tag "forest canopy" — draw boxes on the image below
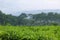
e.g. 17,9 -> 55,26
0,11 -> 60,26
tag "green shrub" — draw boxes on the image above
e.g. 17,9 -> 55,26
0,31 -> 20,40
0,25 -> 59,40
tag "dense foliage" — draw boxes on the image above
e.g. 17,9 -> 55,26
0,11 -> 60,26
0,25 -> 59,40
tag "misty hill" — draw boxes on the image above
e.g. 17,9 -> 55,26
0,10 -> 60,26
12,9 -> 60,16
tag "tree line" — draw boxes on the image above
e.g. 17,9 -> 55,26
0,11 -> 60,26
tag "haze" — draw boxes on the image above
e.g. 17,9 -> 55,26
0,0 -> 60,14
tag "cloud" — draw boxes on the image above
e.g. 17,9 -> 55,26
0,0 -> 60,14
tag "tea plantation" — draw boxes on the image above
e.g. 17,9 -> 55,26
0,25 -> 60,40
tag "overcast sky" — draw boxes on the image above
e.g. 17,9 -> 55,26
0,0 -> 60,14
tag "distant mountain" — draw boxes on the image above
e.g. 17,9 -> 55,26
24,9 -> 60,14
10,9 -> 60,16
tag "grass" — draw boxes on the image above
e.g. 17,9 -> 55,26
0,25 -> 60,40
